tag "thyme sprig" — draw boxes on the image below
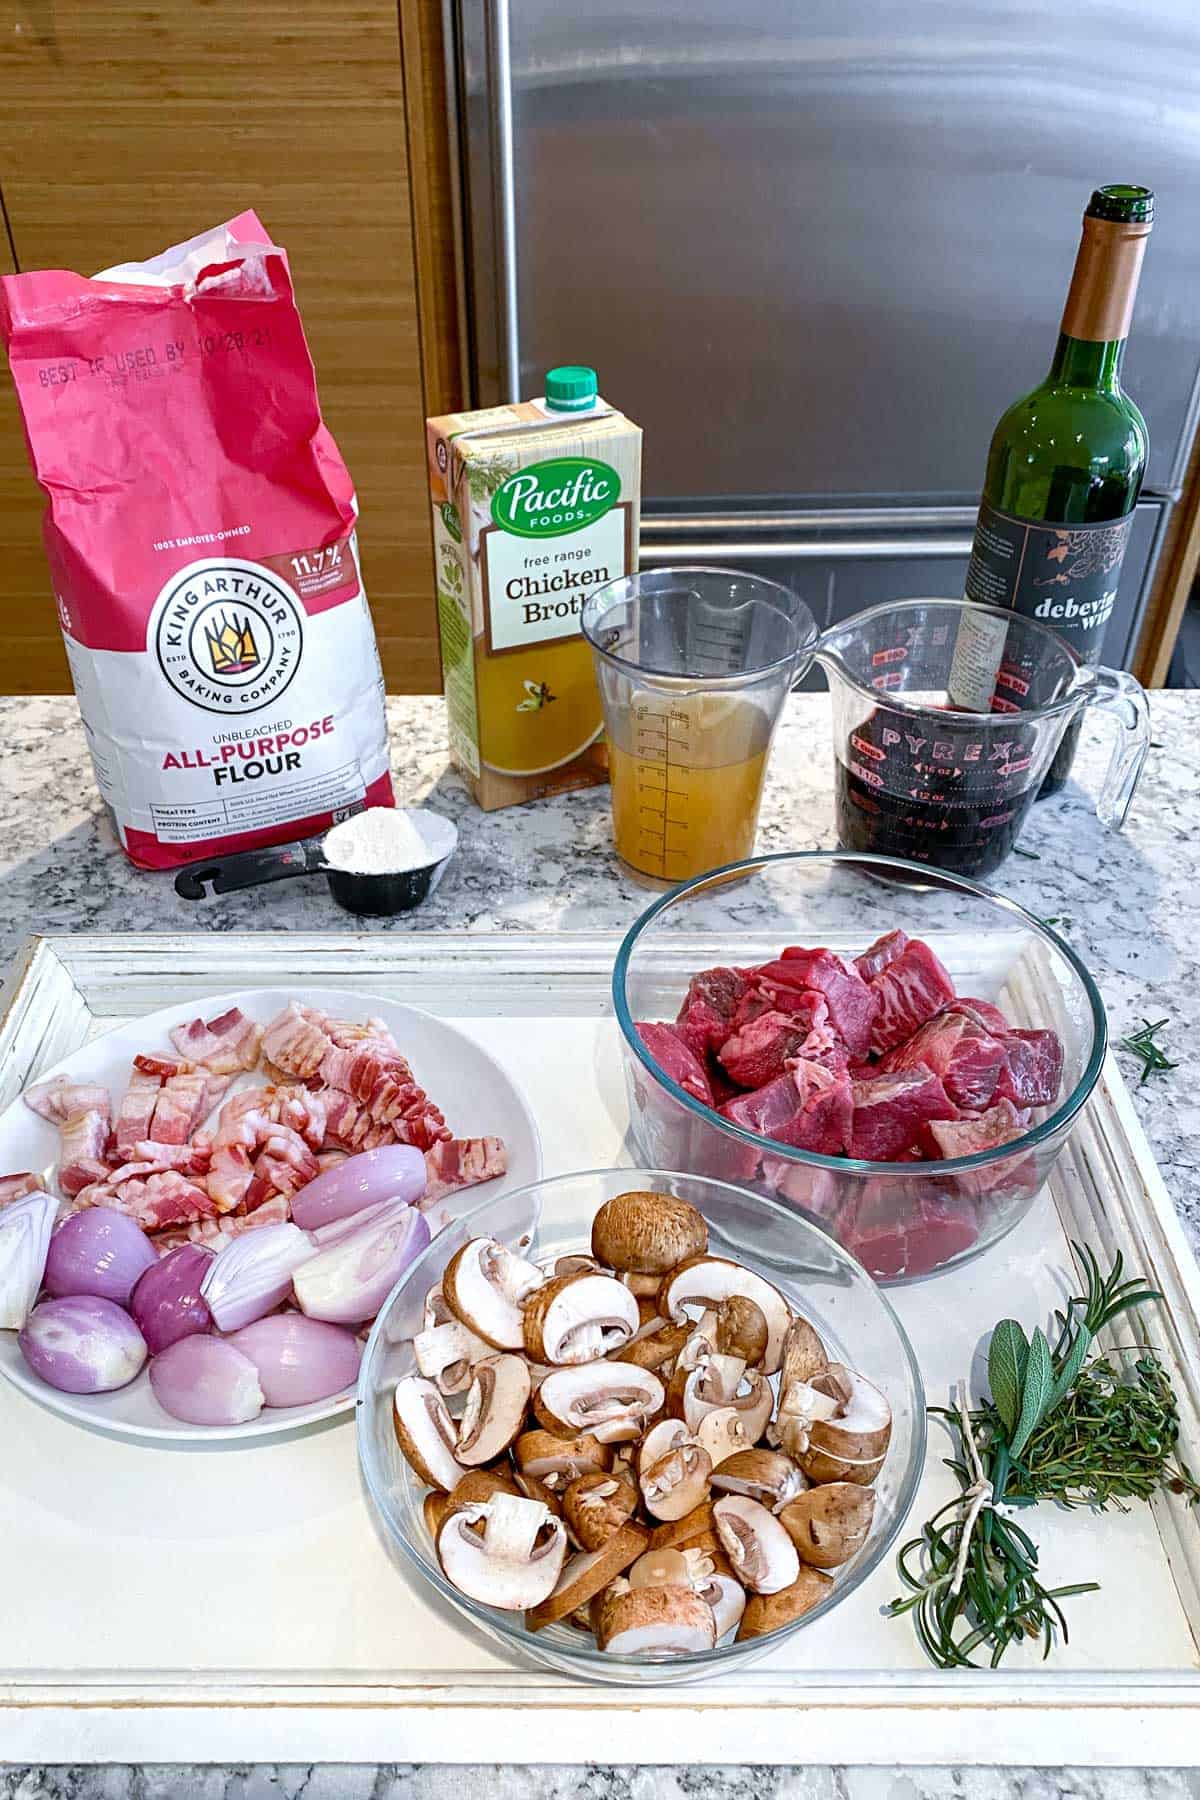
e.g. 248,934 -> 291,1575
1120,1017 -> 1177,1086
887,1245 -> 1191,1669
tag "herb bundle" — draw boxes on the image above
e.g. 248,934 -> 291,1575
888,1244 -> 1196,1669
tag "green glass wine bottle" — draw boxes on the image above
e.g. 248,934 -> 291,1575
955,184 -> 1153,795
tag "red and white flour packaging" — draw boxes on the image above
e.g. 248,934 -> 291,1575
0,212 -> 393,869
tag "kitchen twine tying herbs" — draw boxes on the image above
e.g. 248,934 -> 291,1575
887,1244 -> 1200,1669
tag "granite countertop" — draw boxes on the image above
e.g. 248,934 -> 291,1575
1,691 -> 1197,1800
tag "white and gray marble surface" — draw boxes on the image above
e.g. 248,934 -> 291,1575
1,691 -> 1197,1799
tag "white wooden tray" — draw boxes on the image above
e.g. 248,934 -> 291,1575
1,931 -> 1198,1769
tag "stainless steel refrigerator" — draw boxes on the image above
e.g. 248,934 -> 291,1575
446,0 -> 1200,677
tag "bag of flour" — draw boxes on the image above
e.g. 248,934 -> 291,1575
0,212 -> 393,869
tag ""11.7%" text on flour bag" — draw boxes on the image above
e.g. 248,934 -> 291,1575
0,212 -> 393,869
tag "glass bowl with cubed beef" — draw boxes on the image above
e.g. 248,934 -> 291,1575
613,852 -> 1105,1282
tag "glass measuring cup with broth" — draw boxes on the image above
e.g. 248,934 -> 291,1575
582,569 -> 817,882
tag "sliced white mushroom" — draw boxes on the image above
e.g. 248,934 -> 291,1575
696,1569 -> 746,1639
735,1565 -> 833,1640
413,1317 -> 494,1396
787,1364 -> 893,1481
454,1354 -> 532,1466
591,1190 -> 708,1275
441,1237 -> 545,1351
675,1308 -> 721,1374
640,1440 -> 713,1522
671,1359 -> 772,1443
534,1362 -> 664,1444
513,1428 -> 612,1484
713,1295 -> 770,1367
553,1254 -> 601,1278
437,1493 -> 567,1611
638,1417 -> 691,1479
393,1375 -> 466,1492
777,1483 -> 876,1569
561,1471 -> 639,1551
695,1405 -> 753,1469
779,1314 -> 830,1389
648,1499 -> 718,1554
711,1448 -> 809,1512
657,1257 -> 792,1375
522,1271 -> 639,1366
620,1319 -> 691,1373
769,1375 -> 842,1457
525,1521 -> 650,1630
594,1582 -> 717,1656
712,1494 -> 801,1595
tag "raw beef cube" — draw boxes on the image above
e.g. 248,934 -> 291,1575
727,984 -> 775,1035
756,949 -> 879,1058
759,1156 -> 842,1224
791,1019 -> 852,1076
674,967 -> 751,1059
847,1068 -> 958,1161
880,1011 -> 1007,1111
926,1098 -> 1027,1162
866,939 -> 957,1055
954,997 -> 1010,1035
721,1059 -> 851,1156
854,929 -> 910,983
843,1184 -> 980,1279
718,1008 -> 821,1090
636,1022 -> 715,1106
994,1029 -> 1064,1109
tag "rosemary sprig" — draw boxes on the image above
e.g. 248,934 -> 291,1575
887,1244 -> 1190,1669
1120,1017 -> 1177,1086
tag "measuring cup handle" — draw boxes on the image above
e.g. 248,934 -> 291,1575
174,841 -> 326,900
1078,664 -> 1151,830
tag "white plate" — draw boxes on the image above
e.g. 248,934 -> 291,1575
0,986 -> 542,1445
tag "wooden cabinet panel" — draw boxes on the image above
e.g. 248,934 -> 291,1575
0,0 -> 440,693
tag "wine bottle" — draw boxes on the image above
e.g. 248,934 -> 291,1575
949,185 -> 1153,795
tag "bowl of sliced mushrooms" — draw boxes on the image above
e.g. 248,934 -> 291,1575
357,1167 -> 925,1683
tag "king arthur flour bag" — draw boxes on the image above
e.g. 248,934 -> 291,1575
0,212 -> 393,869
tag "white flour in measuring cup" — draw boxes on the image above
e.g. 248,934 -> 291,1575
0,212 -> 393,870
322,808 -> 438,875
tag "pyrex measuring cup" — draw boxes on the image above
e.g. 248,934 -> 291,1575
816,597 -> 1150,879
581,568 -> 818,882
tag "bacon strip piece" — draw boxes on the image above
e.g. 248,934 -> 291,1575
169,1006 -> 264,1075
422,1136 -> 507,1204
0,1172 -> 47,1208
24,1077 -> 111,1124
262,1003 -> 332,1079
75,1168 -> 217,1230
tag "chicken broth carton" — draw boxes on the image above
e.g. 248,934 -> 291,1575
427,366 -> 641,809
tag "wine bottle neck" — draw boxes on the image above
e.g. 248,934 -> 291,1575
1048,332 -> 1126,392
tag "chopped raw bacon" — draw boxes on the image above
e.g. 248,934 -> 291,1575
57,1106 -> 113,1196
316,1150 -> 349,1173
0,1172 -> 46,1208
133,1053 -> 189,1081
262,1002 -> 332,1079
422,1136 -> 507,1204
207,1141 -> 254,1213
169,1006 -> 263,1075
129,1140 -> 212,1176
115,1067 -> 162,1152
76,1168 -> 217,1231
272,1085 -> 327,1150
24,1077 -> 111,1125
150,1069 -> 210,1145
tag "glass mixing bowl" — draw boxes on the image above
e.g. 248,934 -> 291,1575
613,852 -> 1106,1282
357,1167 -> 925,1687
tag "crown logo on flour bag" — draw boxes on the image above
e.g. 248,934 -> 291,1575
0,212 -> 394,870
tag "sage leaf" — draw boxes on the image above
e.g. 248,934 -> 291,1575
1009,1327 -> 1054,1459
988,1320 -> 1029,1437
1045,1322 -> 1092,1416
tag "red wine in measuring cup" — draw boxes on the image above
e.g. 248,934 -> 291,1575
835,707 -> 1042,880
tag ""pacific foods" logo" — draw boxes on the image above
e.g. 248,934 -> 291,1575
491,457 -> 620,540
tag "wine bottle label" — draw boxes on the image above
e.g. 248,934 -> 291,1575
948,503 -> 1133,710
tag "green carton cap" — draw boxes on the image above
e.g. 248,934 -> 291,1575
545,365 -> 598,412
1087,184 -> 1154,225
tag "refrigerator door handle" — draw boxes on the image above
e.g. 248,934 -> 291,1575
485,0 -> 521,402
638,536 -> 975,562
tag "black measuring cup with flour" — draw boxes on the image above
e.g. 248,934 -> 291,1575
174,807 -> 458,917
